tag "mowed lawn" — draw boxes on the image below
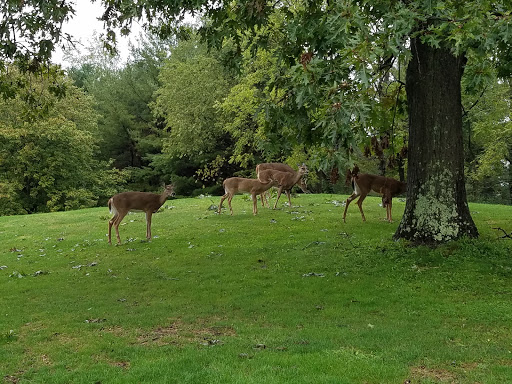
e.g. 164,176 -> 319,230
1,193 -> 512,383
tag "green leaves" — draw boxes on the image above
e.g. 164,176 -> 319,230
0,67 -> 122,214
155,38 -> 232,159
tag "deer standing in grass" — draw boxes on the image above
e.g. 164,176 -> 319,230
255,162 -> 309,207
108,184 -> 175,245
218,177 -> 276,215
343,166 -> 406,223
257,164 -> 309,209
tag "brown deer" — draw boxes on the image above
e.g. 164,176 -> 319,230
257,164 -> 309,209
108,184 -> 175,245
255,162 -> 309,207
218,177 -> 276,215
343,166 -> 406,223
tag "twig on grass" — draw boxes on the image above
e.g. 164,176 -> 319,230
492,227 -> 512,239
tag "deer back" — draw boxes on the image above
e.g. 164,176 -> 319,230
112,192 -> 164,212
256,163 -> 295,174
111,185 -> 174,213
224,177 -> 274,195
271,166 -> 307,188
388,179 -> 407,196
257,169 -> 275,184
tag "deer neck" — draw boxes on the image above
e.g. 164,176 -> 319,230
159,192 -> 169,206
293,171 -> 304,185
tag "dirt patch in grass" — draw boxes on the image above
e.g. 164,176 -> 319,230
40,354 -> 52,366
409,365 -> 461,383
136,318 -> 237,346
93,354 -> 131,370
4,373 -> 22,384
111,360 -> 131,370
410,362 -> 482,383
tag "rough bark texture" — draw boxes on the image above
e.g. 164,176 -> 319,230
394,38 -> 479,243
508,145 -> 512,205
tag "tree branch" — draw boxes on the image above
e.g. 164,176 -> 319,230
492,227 -> 512,239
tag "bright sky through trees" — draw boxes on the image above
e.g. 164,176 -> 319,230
53,1 -> 140,65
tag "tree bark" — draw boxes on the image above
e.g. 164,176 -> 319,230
394,38 -> 479,243
508,144 -> 512,205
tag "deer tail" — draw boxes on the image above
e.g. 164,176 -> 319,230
108,198 -> 117,215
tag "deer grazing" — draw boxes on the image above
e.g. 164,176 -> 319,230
343,166 -> 406,223
255,162 -> 309,207
218,177 -> 276,215
257,164 -> 309,209
108,184 -> 175,245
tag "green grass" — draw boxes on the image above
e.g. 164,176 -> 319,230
1,194 -> 512,383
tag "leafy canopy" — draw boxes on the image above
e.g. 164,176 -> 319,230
0,67 -> 124,214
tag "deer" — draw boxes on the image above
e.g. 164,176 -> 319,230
255,162 -> 310,207
343,165 -> 406,223
218,177 -> 276,215
257,164 -> 309,209
108,184 -> 175,245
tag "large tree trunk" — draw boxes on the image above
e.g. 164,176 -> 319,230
508,144 -> 512,205
394,38 -> 479,243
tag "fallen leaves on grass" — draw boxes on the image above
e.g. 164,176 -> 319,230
302,272 -> 325,278
72,262 -> 98,270
85,318 -> 107,324
9,271 -> 26,278
327,200 -> 345,207
33,270 -> 49,277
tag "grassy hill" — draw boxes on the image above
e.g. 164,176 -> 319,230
1,194 -> 512,383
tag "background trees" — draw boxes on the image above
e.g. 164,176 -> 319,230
0,68 -> 123,214
151,36 -> 235,194
464,77 -> 512,205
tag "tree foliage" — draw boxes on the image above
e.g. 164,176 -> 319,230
150,36 -> 238,193
0,67 -> 124,215
464,77 -> 512,204
66,34 -> 172,189
0,0 -> 76,102
154,37 -> 231,158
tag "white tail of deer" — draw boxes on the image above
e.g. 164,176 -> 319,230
218,177 -> 276,215
343,166 -> 406,223
108,184 -> 175,245
257,164 -> 309,209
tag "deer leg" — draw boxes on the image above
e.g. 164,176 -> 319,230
356,194 -> 368,222
113,212 -> 127,245
387,199 -> 393,222
108,214 -> 117,245
273,186 -> 284,209
227,194 -> 234,215
252,193 -> 258,215
218,193 -> 228,214
286,189 -> 292,207
342,192 -> 360,223
265,190 -> 273,207
260,193 -> 266,207
146,212 -> 152,241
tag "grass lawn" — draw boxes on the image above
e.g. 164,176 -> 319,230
1,193 -> 512,383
